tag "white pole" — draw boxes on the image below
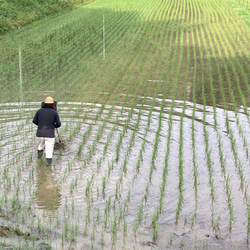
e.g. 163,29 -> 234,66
103,14 -> 105,60
19,47 -> 23,103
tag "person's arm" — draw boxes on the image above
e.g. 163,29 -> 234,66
55,113 -> 61,128
32,111 -> 39,125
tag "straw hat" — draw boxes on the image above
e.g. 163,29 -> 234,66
45,96 -> 54,103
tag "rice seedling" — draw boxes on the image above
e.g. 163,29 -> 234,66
247,208 -> 250,240
85,180 -> 91,197
102,176 -> 106,195
153,223 -> 160,241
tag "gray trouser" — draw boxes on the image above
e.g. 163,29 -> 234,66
37,137 -> 55,158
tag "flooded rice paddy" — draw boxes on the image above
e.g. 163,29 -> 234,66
0,0 -> 250,249
1,97 -> 250,249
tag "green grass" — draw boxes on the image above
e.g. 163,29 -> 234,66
0,0 -> 87,35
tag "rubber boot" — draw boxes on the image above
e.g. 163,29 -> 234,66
38,150 -> 43,159
46,158 -> 52,166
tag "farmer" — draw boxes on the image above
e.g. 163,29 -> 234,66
32,96 -> 61,166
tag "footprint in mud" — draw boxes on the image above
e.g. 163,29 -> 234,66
0,225 -> 29,237
141,241 -> 158,247
35,166 -> 61,211
208,234 -> 225,248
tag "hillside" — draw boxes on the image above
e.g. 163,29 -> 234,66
0,0 -> 88,35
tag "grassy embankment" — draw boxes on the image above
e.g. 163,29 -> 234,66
0,0 -> 88,35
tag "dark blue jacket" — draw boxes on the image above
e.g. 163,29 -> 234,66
33,104 -> 61,138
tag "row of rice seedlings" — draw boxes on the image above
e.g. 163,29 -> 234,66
201,1 -> 225,230
226,114 -> 248,190
134,96 -> 153,173
116,102 -> 139,166
163,0 -> 188,225
200,22 -> 217,206
248,207 -> 250,243
148,0 -> 177,172
103,116 -> 119,157
189,0 -> 200,226
225,174 -> 234,231
146,0 -> 183,235
115,102 -> 134,161
133,183 -> 150,235
175,4 -> 189,225
191,0 -> 218,231
149,100 -> 162,169
175,0 -> 195,225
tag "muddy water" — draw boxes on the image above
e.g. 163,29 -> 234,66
0,99 -> 250,249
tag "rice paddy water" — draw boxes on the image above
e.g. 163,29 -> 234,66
0,0 -> 250,249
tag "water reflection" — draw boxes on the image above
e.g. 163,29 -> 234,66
35,164 -> 61,214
